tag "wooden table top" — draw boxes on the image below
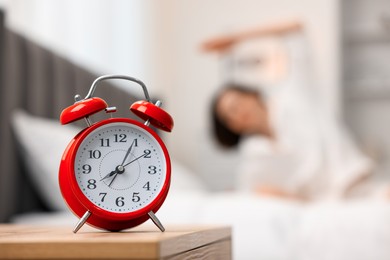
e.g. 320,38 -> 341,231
0,224 -> 231,259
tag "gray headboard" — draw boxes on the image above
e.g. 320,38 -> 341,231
0,11 -> 149,222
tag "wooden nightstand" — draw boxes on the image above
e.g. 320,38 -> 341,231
0,224 -> 231,259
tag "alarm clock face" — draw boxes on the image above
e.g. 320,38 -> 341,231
74,121 -> 168,214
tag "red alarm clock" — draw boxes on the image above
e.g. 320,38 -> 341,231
59,75 -> 174,233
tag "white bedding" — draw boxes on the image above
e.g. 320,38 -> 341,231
145,196 -> 390,260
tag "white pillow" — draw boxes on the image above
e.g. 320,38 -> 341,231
12,110 -> 81,211
11,110 -> 205,211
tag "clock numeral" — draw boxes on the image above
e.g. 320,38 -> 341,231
82,164 -> 92,174
88,150 -> 101,159
132,192 -> 140,202
114,134 -> 128,143
99,138 -> 110,147
144,149 -> 151,158
87,179 -> 97,189
143,182 -> 150,191
99,192 -> 107,202
148,165 -> 157,175
116,196 -> 125,207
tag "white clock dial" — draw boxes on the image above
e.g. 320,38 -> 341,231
74,122 -> 167,213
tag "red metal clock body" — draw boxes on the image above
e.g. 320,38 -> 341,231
58,75 -> 174,233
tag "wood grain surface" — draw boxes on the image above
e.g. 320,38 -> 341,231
0,224 -> 231,259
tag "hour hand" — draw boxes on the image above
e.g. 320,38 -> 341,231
100,170 -> 116,181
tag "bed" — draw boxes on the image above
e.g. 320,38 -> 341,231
2,10 -> 390,260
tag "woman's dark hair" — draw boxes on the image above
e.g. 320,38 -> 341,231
211,83 -> 260,148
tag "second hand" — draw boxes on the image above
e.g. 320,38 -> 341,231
108,173 -> 119,187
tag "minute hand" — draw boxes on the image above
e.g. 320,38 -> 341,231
121,139 -> 136,166
123,152 -> 148,167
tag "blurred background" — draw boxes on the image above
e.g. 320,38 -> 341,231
0,0 -> 389,208
2,1 -> 390,259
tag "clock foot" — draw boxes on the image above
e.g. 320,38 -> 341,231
73,210 -> 91,233
148,211 -> 165,232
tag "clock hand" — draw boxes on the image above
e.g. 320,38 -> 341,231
100,165 -> 125,183
107,165 -> 125,187
122,151 -> 149,168
100,170 -> 117,181
105,152 -> 147,188
108,172 -> 119,187
107,153 -> 147,187
101,139 -> 135,184
121,139 -> 136,166
104,149 -> 146,188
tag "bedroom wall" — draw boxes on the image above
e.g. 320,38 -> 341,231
0,0 -> 158,95
0,0 -> 341,190
342,0 -> 390,178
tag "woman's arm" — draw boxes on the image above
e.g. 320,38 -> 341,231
256,184 -> 307,201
